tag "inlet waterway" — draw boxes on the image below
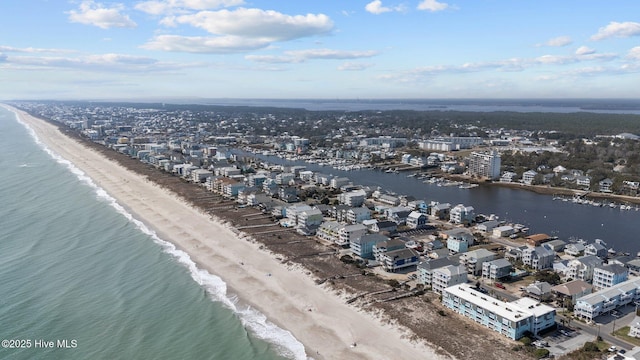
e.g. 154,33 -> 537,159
240,151 -> 640,256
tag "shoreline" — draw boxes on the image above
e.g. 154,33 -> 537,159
3,106 -> 447,359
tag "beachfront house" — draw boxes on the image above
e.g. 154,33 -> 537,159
442,283 -> 556,340
373,239 -> 406,263
350,233 -> 389,260
592,264 -> 629,291
296,208 -> 323,236
418,258 -> 458,286
316,221 -> 342,244
380,248 -> 420,272
338,224 -> 367,247
482,258 -> 513,281
431,264 -> 468,294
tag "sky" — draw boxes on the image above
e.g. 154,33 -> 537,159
1,0 -> 640,100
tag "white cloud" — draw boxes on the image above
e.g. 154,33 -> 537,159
68,1 -> 137,29
591,21 -> 640,41
0,46 -> 76,54
365,1 -> 392,14
142,34 -> 270,53
575,46 -> 596,55
5,53 -> 198,72
245,48 -> 379,63
338,62 -> 373,71
417,0 -> 449,12
174,8 -> 333,41
538,36 -> 572,47
627,46 -> 640,60
135,0 -> 244,15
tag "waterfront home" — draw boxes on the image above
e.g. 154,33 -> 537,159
629,316 -> 640,338
380,248 -> 420,272
330,176 -> 350,189
406,211 -> 428,229
350,233 -> 389,260
373,239 -> 406,262
449,204 -> 475,225
543,239 -> 567,252
407,199 -> 429,214
592,264 -> 629,291
475,220 -> 500,233
500,171 -> 518,183
482,258 -> 513,281
190,168 -> 213,183
574,278 -> 640,320
526,234 -> 552,247
566,255 -> 602,282
564,243 -> 586,256
346,207 -> 372,224
599,178 -> 614,193
522,170 -> 537,185
377,194 -> 401,206
442,283 -> 556,340
523,281 -> 553,301
522,246 -> 555,270
492,225 -> 514,238
551,280 -> 593,306
460,249 -> 496,275
278,186 -> 298,202
584,242 -> 608,259
576,175 -> 591,188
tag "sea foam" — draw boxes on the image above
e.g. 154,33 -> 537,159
12,109 -> 310,360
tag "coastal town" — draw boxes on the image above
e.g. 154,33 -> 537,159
13,100 -> 640,360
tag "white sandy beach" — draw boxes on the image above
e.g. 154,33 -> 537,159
7,105 -> 449,360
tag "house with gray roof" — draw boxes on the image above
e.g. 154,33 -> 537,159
350,233 -> 389,260
482,258 -> 513,281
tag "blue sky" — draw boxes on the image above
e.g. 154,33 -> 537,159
1,0 -> 640,100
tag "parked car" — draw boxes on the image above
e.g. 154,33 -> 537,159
495,282 -> 505,289
608,346 -> 617,352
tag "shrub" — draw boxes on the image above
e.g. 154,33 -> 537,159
533,348 -> 549,359
582,342 -> 599,352
519,337 -> 532,346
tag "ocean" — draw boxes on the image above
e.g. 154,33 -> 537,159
0,107 -> 304,359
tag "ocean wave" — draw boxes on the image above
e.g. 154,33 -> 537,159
11,109 -> 309,360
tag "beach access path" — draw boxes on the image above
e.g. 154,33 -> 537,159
8,105 -> 449,360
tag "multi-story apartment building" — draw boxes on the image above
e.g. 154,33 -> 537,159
460,249 -> 496,275
431,264 -> 468,294
592,264 -> 629,291
468,150 -> 501,180
442,284 -> 556,340
574,278 -> 640,320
